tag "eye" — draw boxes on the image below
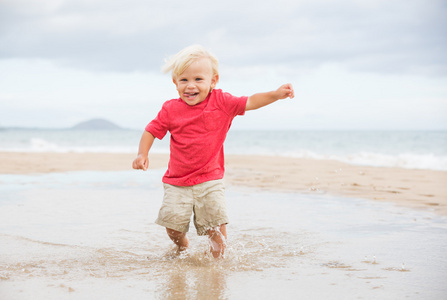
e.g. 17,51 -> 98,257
179,78 -> 187,82
195,77 -> 203,81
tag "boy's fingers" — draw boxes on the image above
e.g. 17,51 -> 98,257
282,83 -> 294,99
132,158 -> 148,170
288,84 -> 295,98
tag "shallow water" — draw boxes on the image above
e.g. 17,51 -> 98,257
1,170 -> 446,299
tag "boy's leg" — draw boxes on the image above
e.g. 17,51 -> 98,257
208,224 -> 227,258
166,228 -> 189,252
157,183 -> 194,252
191,179 -> 228,258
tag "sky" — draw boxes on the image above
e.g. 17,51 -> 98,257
1,0 -> 446,130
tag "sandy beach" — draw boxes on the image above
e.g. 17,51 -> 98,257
1,151 -> 446,216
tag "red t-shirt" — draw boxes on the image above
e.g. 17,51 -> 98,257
146,89 -> 247,186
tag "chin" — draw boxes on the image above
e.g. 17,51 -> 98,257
182,98 -> 204,106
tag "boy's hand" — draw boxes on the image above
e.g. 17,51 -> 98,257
246,83 -> 295,111
132,154 -> 149,171
276,83 -> 295,100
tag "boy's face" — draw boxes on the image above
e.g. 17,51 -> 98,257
173,58 -> 218,106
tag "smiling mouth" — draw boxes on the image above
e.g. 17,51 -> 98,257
184,93 -> 198,99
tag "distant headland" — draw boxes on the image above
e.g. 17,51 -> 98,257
71,118 -> 123,130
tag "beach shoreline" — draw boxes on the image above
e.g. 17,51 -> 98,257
1,151 -> 446,216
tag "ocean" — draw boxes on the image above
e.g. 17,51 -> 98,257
1,129 -> 446,171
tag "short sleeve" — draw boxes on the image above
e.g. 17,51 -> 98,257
145,103 -> 169,140
219,91 -> 248,117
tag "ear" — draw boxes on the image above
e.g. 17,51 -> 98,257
210,74 -> 219,89
172,78 -> 177,86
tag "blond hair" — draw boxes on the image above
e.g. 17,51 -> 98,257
162,45 -> 219,79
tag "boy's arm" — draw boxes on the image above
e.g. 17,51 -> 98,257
245,83 -> 294,111
132,131 -> 156,171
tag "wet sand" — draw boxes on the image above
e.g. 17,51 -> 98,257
1,152 -> 446,215
1,169 -> 446,299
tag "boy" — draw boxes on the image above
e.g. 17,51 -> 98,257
133,45 -> 294,258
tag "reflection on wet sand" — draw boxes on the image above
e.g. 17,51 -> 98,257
160,258 -> 227,299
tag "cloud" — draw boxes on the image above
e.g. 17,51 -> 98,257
1,0 -> 446,75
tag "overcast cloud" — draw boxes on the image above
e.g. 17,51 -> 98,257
2,0 -> 446,74
1,0 -> 446,129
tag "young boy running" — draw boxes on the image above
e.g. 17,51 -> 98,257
133,45 -> 294,258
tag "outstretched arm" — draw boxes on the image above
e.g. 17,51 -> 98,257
132,131 -> 155,171
245,83 -> 294,111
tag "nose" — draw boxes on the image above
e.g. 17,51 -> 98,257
186,82 -> 195,89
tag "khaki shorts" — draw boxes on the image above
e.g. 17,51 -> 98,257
155,179 -> 228,236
